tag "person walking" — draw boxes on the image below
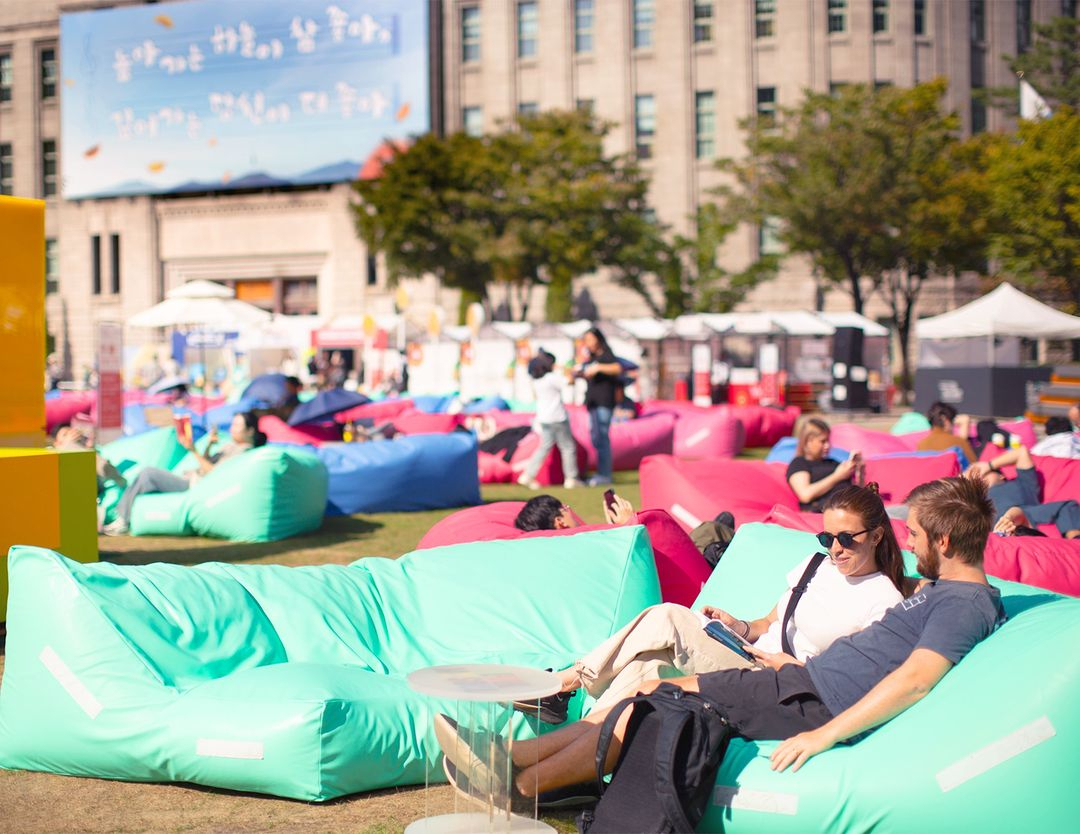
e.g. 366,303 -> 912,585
518,349 -> 583,489
577,327 -> 621,487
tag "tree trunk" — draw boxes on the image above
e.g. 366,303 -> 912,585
545,268 -> 574,322
457,285 -> 485,325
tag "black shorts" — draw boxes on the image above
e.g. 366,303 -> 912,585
697,664 -> 834,741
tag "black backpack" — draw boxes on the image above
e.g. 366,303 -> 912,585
577,683 -> 733,834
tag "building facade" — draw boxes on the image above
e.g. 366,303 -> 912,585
0,0 -> 1070,376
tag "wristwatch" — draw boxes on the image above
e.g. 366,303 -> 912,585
988,461 -> 998,473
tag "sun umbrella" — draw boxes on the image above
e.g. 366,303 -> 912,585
242,373 -> 290,405
127,280 -> 271,330
146,375 -> 189,395
287,389 -> 371,426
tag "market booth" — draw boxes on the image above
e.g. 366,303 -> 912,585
915,284 -> 1079,416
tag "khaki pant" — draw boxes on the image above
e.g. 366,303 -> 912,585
573,602 -> 754,712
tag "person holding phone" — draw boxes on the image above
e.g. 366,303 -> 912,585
787,417 -> 862,511
576,326 -> 622,487
513,484 -> 906,722
513,491 -> 636,532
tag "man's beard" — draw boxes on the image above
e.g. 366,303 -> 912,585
917,541 -> 941,580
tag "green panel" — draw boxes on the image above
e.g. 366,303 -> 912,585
56,450 -> 99,564
692,523 -> 1079,834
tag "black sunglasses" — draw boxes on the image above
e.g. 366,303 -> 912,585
816,529 -> 869,549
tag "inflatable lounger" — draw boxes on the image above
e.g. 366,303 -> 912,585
686,522 -> 1079,834
0,526 -> 661,801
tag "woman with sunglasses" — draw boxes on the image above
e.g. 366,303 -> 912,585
515,484 -> 906,723
788,417 -> 863,512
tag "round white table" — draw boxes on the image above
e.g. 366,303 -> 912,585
406,663 -> 562,834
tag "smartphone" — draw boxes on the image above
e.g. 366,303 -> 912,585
603,489 -> 617,511
703,620 -> 757,663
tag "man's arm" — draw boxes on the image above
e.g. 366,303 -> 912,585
769,648 -> 953,773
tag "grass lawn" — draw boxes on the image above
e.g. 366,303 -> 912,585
0,474 -> 643,834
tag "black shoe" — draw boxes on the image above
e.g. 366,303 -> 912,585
536,780 -> 602,810
512,690 -> 574,725
713,511 -> 735,528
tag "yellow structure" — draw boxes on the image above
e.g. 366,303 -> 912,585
0,196 -> 98,621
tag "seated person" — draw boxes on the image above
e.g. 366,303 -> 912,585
916,401 -> 977,466
1030,416 -> 1080,460
52,424 -> 127,497
438,477 -> 1004,800
967,445 -> 1080,539
786,418 -> 861,512
512,484 -> 906,723
103,411 -> 267,536
514,492 -> 636,532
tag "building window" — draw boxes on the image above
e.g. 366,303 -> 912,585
282,278 -> 317,315
633,0 -> 655,49
366,254 -> 378,286
1017,0 -> 1032,54
461,6 -> 480,64
1064,0 -> 1078,17
634,94 -> 655,159
0,52 -> 12,103
45,238 -> 58,294
874,80 -> 893,90
970,0 -> 985,42
872,0 -> 888,33
971,98 -> 987,134
0,143 -> 12,196
109,234 -> 120,294
693,2 -> 713,43
574,0 -> 594,53
829,81 -> 851,97
914,0 -> 926,36
970,45 -> 986,89
755,0 -> 776,39
518,101 -> 538,115
40,47 -> 56,100
827,0 -> 847,34
462,106 -> 482,137
91,235 -> 102,295
756,86 -> 777,124
694,91 -> 715,159
576,97 -> 594,113
517,1 -> 538,59
41,139 -> 57,197
759,216 -> 783,256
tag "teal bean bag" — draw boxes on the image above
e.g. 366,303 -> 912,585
890,410 -> 931,435
0,525 -> 661,800
127,447 -> 328,542
98,428 -> 188,525
690,523 -> 1078,834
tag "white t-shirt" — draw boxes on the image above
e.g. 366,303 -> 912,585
751,554 -> 902,662
1031,431 -> 1080,459
532,372 -> 569,424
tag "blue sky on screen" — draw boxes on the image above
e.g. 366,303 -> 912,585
60,0 -> 430,198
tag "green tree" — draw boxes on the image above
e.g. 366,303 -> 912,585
984,107 -> 1080,311
1009,16 -> 1080,110
353,132 -> 496,323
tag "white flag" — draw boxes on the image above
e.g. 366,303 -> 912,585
1019,80 -> 1052,120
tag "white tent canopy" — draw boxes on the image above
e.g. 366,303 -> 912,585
818,311 -> 889,337
916,283 -> 1080,340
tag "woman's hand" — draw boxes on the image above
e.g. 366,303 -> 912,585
835,455 -> 857,479
177,431 -> 195,451
699,606 -> 737,628
745,644 -> 803,671
605,494 -> 637,525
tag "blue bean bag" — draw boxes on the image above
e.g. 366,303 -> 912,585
319,433 -> 480,514
764,436 -> 849,464
0,525 -> 661,800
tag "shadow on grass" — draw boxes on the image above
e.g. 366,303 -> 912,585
101,515 -> 384,567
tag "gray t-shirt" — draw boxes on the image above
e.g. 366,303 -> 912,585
806,580 -> 1006,718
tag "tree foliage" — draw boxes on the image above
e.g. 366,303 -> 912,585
984,107 -> 1080,311
1008,16 -> 1080,110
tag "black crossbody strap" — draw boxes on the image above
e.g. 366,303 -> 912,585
780,552 -> 828,657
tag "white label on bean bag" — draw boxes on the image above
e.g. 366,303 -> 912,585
670,503 -> 702,530
196,739 -> 265,760
685,428 -> 710,448
203,484 -> 242,509
40,646 -> 102,719
936,716 -> 1056,792
714,786 -> 798,815
145,510 -> 173,521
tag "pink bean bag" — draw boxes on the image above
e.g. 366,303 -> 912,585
477,451 -> 515,484
507,432 -> 589,486
829,424 -> 916,458
336,398 -> 414,424
642,402 -> 799,448
45,392 -> 97,432
894,430 -> 929,450
566,409 -> 676,472
983,534 -> 1080,596
391,410 -> 465,435
487,411 -> 537,431
999,419 -> 1037,450
863,452 -> 961,505
258,415 -> 338,445
416,503 -> 711,607
673,410 -> 745,459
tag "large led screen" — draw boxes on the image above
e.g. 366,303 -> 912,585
60,0 -> 429,199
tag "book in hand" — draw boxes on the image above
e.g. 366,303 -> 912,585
703,619 -> 757,663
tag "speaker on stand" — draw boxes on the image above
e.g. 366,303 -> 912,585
832,326 -> 869,410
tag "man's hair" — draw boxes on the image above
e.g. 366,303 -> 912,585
1045,416 -> 1071,436
905,477 -> 993,566
927,401 -> 958,429
514,495 -> 564,531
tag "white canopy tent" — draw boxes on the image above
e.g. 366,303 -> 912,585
916,283 -> 1080,367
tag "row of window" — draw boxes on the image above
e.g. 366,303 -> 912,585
0,46 -> 57,104
460,0 -> 932,64
461,86 -> 779,161
0,140 -> 57,198
90,234 -> 122,296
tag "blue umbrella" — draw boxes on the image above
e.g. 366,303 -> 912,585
287,389 -> 371,426
242,373 -> 290,405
